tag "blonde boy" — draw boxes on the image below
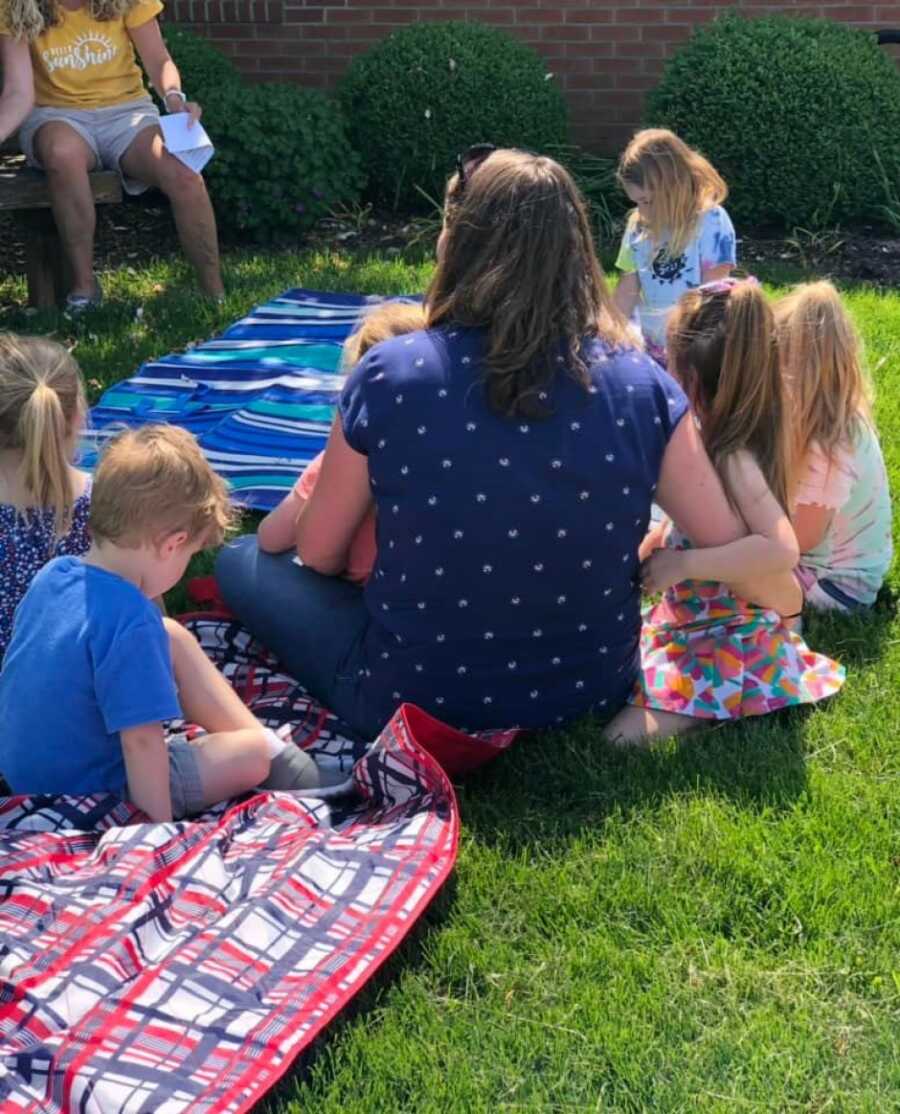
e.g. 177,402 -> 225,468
0,424 -> 333,820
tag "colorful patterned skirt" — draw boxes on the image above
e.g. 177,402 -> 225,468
630,579 -> 845,719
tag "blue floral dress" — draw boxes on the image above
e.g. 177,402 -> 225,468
0,485 -> 92,659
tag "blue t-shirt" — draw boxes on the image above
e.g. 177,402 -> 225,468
616,205 -> 737,349
0,557 -> 181,796
340,326 -> 689,731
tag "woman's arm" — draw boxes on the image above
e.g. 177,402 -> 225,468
295,415 -> 372,576
130,19 -> 202,124
654,418 -> 801,612
258,489 -> 306,554
613,271 -> 641,320
649,448 -> 801,613
0,35 -> 34,144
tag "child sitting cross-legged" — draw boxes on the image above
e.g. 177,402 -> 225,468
0,424 -> 341,821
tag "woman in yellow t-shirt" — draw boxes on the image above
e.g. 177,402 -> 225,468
0,0 -> 223,309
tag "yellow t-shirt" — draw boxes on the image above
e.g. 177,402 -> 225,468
0,0 -> 163,110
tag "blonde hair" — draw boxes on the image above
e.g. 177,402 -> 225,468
617,128 -> 728,259
0,333 -> 85,535
90,425 -> 233,548
342,301 -> 426,369
774,281 -> 871,477
668,281 -> 790,512
427,149 -> 630,419
5,0 -> 140,39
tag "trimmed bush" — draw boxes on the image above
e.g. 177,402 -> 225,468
201,82 -> 365,239
339,20 -> 568,209
646,14 -> 900,229
159,26 -> 242,108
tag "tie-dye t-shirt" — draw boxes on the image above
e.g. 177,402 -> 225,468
615,205 -> 737,350
794,422 -> 892,606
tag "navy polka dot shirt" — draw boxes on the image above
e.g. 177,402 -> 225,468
340,325 -> 688,730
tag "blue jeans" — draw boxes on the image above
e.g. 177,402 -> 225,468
215,536 -> 383,738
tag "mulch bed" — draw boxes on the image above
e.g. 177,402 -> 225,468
2,192 -> 899,289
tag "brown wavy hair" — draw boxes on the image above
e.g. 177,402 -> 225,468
5,0 -> 140,39
667,281 -> 790,512
426,149 -> 630,419
617,128 -> 728,260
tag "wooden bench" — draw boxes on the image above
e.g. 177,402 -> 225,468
0,149 -> 121,308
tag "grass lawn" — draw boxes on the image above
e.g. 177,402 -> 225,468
3,251 -> 899,1111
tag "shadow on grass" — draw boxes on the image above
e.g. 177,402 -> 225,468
457,707 -> 812,857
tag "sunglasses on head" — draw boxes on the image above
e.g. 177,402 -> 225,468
454,143 -> 497,192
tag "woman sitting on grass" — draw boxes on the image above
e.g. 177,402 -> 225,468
216,148 -> 780,739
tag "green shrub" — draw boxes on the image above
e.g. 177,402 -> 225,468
339,20 -> 568,209
159,26 -> 242,108
646,13 -> 900,229
200,82 -> 365,239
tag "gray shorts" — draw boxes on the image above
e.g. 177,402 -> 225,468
166,736 -> 206,819
19,96 -> 161,196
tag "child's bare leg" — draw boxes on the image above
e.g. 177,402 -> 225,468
603,704 -> 708,748
186,728 -> 271,807
164,618 -> 343,797
165,617 -> 261,733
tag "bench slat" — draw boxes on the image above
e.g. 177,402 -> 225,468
0,168 -> 122,211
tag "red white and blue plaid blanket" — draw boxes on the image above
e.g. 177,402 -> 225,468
0,619 -> 515,1112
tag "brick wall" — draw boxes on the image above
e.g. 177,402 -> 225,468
168,0 -> 900,153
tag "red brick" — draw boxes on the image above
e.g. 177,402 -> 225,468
326,5 -> 372,19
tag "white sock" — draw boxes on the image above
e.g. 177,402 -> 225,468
263,727 -> 288,758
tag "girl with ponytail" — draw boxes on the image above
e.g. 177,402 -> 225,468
604,279 -> 844,746
0,333 -> 90,658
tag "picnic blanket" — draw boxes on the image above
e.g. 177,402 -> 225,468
84,289 -> 418,511
0,617 -> 516,1113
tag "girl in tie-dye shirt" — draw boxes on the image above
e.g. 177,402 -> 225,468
613,128 -> 737,363
776,282 -> 892,611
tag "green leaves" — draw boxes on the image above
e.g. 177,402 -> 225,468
646,13 -> 900,231
158,30 -> 365,241
338,20 -> 568,210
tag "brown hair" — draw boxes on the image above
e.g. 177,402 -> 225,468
774,281 -> 871,478
90,425 -> 233,548
0,333 -> 85,535
342,301 -> 426,369
668,281 -> 790,512
6,0 -> 141,39
426,148 -> 630,420
617,128 -> 728,259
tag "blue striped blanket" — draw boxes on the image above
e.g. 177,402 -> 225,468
84,288 -> 417,511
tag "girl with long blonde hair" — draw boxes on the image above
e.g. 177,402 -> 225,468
604,279 -> 844,746
613,128 -> 737,363
0,333 -> 91,658
777,281 -> 891,612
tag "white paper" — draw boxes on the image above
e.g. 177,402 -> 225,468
160,112 -> 215,174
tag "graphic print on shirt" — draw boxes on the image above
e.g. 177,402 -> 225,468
650,247 -> 688,285
42,33 -> 118,74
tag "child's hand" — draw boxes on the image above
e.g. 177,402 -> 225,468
641,549 -> 685,595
